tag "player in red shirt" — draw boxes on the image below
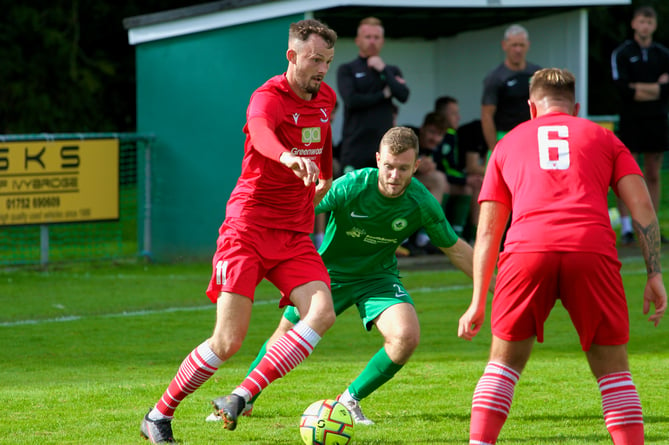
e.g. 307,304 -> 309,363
458,68 -> 667,445
140,19 -> 338,443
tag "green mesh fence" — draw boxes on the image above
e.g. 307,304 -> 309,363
0,133 -> 154,266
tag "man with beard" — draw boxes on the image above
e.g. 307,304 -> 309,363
140,19 -> 338,443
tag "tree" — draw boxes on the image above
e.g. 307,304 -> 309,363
0,0 -> 199,134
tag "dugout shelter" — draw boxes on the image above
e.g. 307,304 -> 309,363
123,0 -> 630,262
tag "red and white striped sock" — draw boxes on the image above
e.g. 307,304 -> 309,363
152,341 -> 223,419
598,371 -> 644,445
469,361 -> 520,445
234,321 -> 321,401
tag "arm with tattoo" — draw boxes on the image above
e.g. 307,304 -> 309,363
618,174 -> 667,326
633,218 -> 662,276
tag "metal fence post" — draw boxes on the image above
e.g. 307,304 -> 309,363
39,224 -> 49,267
142,139 -> 152,260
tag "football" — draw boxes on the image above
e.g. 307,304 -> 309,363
299,399 -> 354,445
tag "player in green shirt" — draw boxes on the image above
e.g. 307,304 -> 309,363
208,126 -> 479,425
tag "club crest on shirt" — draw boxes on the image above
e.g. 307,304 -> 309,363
320,108 -> 329,123
392,218 -> 408,231
440,142 -> 453,156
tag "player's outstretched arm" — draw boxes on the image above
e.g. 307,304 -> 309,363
458,201 -> 509,341
441,239 -> 496,294
441,238 -> 474,279
617,174 -> 667,326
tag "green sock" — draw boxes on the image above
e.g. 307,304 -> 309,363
441,193 -> 450,209
348,348 -> 403,401
246,339 -> 269,404
446,194 -> 471,237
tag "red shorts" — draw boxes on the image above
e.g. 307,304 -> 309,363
205,218 -> 330,305
492,251 -> 629,351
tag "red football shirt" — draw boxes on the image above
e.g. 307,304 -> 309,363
225,74 -> 336,233
480,111 -> 642,257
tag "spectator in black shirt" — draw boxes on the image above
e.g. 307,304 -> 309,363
611,5 -> 669,245
481,24 -> 540,153
337,17 -> 410,172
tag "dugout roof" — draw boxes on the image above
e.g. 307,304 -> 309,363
124,0 -> 631,45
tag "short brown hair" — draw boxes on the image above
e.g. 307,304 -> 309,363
434,96 -> 458,114
421,112 -> 448,133
289,19 -> 337,49
380,127 -> 418,156
529,68 -> 576,104
633,6 -> 656,19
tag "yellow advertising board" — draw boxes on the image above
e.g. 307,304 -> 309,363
0,139 -> 119,226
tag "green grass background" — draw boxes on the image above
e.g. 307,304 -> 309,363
0,255 -> 667,444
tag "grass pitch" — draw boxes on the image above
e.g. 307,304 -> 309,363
0,255 -> 668,444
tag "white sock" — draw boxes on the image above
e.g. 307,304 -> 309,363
233,387 -> 252,402
148,408 -> 171,421
197,340 -> 224,367
148,341 -> 223,421
339,388 -> 356,403
292,320 -> 322,346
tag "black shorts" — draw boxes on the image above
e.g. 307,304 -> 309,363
618,116 -> 669,153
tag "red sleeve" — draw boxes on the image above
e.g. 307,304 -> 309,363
478,147 -> 512,208
246,88 -> 288,161
247,117 -> 287,162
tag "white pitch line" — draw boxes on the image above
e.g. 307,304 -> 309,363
0,264 -> 650,328
0,298 -> 279,328
411,284 -> 472,293
0,284 -> 473,328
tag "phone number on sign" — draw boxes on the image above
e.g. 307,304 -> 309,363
6,196 -> 61,210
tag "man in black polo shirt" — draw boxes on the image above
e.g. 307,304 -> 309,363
481,24 -> 541,154
337,17 -> 410,172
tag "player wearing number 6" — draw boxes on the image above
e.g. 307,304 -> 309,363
458,68 -> 667,445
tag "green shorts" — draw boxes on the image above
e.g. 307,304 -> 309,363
283,275 -> 414,331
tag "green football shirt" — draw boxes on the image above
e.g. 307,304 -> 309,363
316,168 -> 458,281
